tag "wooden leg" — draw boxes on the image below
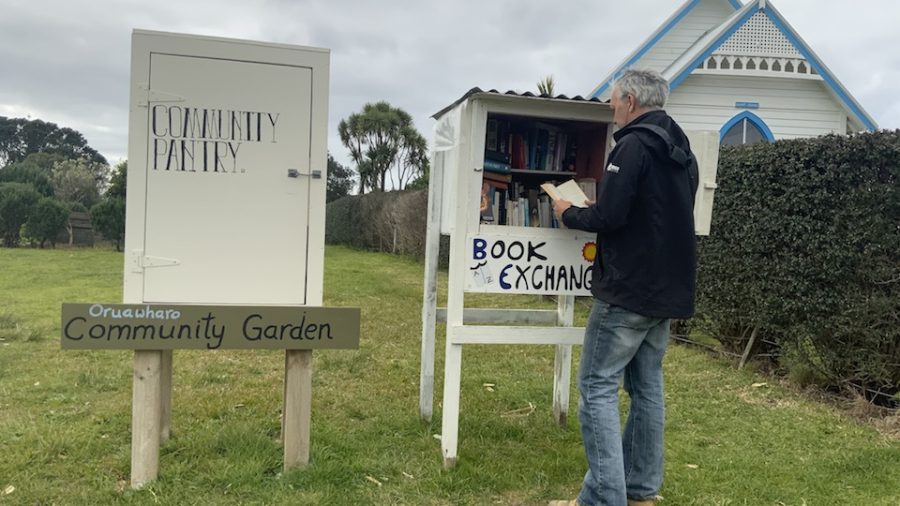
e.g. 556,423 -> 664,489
553,344 -> 573,428
159,350 -> 173,443
440,342 -> 463,469
131,350 -> 162,489
419,152 -> 444,424
283,350 -> 313,470
553,295 -> 575,427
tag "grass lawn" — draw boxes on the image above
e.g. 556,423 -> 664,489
0,246 -> 897,505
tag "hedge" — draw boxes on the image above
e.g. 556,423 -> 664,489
695,131 -> 899,405
325,189 -> 431,258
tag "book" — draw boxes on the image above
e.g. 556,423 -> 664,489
483,171 -> 512,183
540,179 -> 591,207
480,182 -> 494,222
577,178 -> 597,202
483,159 -> 511,174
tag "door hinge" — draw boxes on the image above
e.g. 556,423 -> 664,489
136,83 -> 185,108
129,250 -> 180,272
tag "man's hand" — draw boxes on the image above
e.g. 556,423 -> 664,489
553,199 -> 573,220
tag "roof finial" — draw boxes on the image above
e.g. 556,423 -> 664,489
759,0 -> 767,9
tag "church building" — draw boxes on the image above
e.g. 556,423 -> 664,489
591,0 -> 877,146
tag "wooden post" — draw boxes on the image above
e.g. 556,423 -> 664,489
440,341 -> 463,469
283,349 -> 313,470
420,151 -> 445,423
131,350 -> 163,489
159,349 -> 173,443
739,326 -> 759,370
553,295 -> 575,427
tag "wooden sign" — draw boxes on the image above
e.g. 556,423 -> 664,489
61,304 -> 360,350
465,227 -> 596,296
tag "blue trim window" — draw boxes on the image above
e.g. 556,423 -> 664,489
720,111 -> 774,146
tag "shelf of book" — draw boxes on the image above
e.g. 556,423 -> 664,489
480,112 -> 607,229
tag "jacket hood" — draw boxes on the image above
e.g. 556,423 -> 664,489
614,110 -> 692,169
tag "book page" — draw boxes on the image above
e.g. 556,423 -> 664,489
542,179 -> 590,207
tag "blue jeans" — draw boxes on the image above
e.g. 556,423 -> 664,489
577,299 -> 669,506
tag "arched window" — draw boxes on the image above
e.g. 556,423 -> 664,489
720,111 -> 775,146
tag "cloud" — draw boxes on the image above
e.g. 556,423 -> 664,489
1,0 -> 898,169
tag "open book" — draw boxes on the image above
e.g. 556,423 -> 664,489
540,179 -> 592,208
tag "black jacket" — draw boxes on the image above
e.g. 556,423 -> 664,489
562,110 -> 698,319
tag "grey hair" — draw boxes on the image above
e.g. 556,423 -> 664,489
613,69 -> 669,109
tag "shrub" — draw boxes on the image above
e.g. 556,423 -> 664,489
0,182 -> 41,246
695,131 -> 899,405
23,197 -> 69,248
91,197 -> 125,251
325,189 -> 429,257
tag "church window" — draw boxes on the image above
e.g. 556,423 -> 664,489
721,113 -> 772,146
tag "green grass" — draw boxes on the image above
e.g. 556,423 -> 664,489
0,246 -> 897,505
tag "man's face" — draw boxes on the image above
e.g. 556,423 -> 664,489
610,86 -> 631,128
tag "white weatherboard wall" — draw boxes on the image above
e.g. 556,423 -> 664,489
633,0 -> 736,76
595,0 -> 736,99
666,72 -> 847,138
124,30 -> 330,307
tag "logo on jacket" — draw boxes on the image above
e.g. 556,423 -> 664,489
606,163 -> 620,173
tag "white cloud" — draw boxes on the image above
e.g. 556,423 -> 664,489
1,0 -> 898,169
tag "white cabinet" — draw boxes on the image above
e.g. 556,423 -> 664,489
125,30 -> 330,306
421,90 -> 719,467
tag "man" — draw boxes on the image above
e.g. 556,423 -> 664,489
549,69 -> 699,506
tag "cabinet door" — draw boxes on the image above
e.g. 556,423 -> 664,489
685,130 -> 720,236
142,53 -> 313,304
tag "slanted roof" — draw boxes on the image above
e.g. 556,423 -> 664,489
590,0 -> 741,99
593,0 -> 878,132
431,87 -> 606,120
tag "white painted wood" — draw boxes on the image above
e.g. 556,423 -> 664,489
436,308 -> 559,325
449,326 -> 585,345
283,350 -> 312,470
595,0 -> 738,99
666,74 -> 853,138
159,350 -> 172,443
431,93 -> 613,467
440,342 -> 463,469
131,350 -> 162,489
141,53 -> 311,304
126,30 -> 330,307
437,103 -> 465,235
553,295 -> 575,427
124,30 -> 330,486
464,231 -> 596,295
419,149 -> 445,422
439,97 -> 476,469
684,130 -> 720,236
636,0 -> 738,74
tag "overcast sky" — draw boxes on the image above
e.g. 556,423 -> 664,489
2,0 -> 898,171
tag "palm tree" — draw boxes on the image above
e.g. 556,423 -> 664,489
537,75 -> 555,96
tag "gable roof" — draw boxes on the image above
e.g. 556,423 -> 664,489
590,0 -> 741,99
660,0 -> 877,131
591,0 -> 877,132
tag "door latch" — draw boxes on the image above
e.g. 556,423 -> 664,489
288,169 -> 322,179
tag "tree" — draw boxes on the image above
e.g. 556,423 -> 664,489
338,101 -> 429,193
106,160 -> 127,199
91,197 -> 125,251
0,116 -> 107,167
0,163 -> 54,196
537,75 -> 556,96
23,197 -> 69,248
326,154 -> 354,202
51,158 -> 101,209
0,182 -> 41,246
